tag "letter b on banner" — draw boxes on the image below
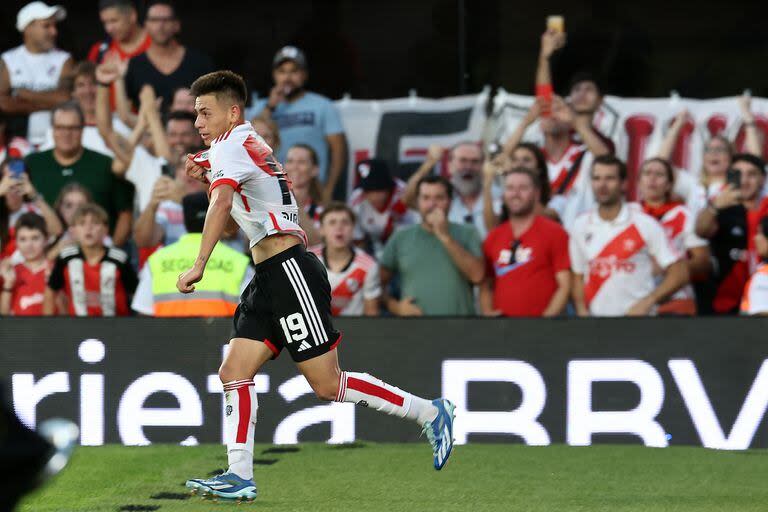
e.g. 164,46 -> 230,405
567,360 -> 668,447
442,360 -> 550,445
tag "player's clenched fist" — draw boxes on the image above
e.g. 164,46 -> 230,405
185,154 -> 207,183
177,265 -> 204,293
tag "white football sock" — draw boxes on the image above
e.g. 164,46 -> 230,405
222,379 -> 258,480
335,371 -> 438,425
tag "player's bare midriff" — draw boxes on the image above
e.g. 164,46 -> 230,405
250,233 -> 302,265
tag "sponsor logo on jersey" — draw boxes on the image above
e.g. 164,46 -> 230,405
589,256 -> 637,277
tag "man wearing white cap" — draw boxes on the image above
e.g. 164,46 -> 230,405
0,2 -> 74,148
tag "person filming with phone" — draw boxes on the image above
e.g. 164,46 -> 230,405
695,153 -> 768,315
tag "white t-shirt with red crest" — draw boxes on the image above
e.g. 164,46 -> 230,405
569,203 -> 682,316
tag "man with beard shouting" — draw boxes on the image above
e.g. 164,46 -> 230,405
404,141 -> 498,239
253,46 -> 347,203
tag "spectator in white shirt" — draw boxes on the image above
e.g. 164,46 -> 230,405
310,202 -> 381,316
0,2 -> 74,146
570,155 -> 688,316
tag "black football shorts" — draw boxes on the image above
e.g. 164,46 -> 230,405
233,244 -> 342,362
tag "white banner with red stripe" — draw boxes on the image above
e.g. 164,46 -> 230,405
486,90 -> 768,198
335,89 -> 768,199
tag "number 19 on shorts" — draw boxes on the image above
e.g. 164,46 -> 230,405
279,312 -> 312,349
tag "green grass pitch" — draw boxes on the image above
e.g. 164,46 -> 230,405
19,443 -> 768,511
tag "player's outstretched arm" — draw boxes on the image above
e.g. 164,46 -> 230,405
176,185 -> 235,293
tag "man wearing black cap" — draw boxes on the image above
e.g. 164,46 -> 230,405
253,46 -> 347,203
349,158 -> 417,257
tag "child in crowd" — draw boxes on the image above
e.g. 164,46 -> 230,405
0,213 -> 50,315
310,202 -> 381,316
44,204 -> 136,317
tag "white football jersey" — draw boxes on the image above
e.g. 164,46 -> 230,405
569,203 -> 681,316
636,203 -> 707,302
309,245 -> 381,316
194,123 -> 305,248
1,45 -> 70,146
350,179 -> 417,256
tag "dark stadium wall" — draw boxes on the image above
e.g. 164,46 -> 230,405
1,0 -> 765,101
3,317 -> 768,448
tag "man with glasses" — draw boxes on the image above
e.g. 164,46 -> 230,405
25,101 -> 134,246
480,167 -> 571,317
123,0 -> 214,112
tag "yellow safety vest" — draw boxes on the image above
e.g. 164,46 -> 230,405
147,233 -> 250,317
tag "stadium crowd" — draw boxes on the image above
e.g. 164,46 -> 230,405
1,0 -> 768,319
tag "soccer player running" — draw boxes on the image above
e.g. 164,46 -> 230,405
178,71 -> 455,502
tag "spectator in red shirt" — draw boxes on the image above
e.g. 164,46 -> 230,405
88,0 -> 150,65
44,203 -> 136,316
0,213 -> 50,316
480,167 -> 571,317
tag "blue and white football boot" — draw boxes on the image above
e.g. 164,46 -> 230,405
186,471 -> 258,502
422,398 -> 456,470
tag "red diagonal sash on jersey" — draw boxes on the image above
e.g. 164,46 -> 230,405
330,267 -> 367,316
547,143 -> 584,194
584,224 -> 646,306
243,135 -> 280,176
662,210 -> 686,241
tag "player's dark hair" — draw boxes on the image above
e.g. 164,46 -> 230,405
165,110 -> 196,127
98,0 -> 136,12
72,203 -> 109,227
190,71 -> 247,110
592,154 -> 628,181
416,175 -> 453,201
15,212 -> 48,238
732,153 -> 767,176
320,202 -> 356,225
52,101 -> 85,128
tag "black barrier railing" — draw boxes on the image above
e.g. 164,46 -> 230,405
2,318 -> 767,449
